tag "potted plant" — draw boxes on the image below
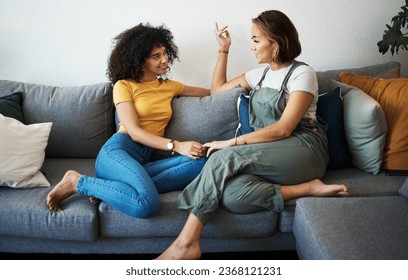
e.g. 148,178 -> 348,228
377,0 -> 408,55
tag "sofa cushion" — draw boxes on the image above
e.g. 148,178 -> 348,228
331,80 -> 387,175
0,92 -> 25,123
0,157 -> 99,242
400,177 -> 408,199
339,72 -> 408,171
0,80 -> 115,158
294,196 -> 408,259
278,168 -> 405,233
98,191 -> 278,239
315,61 -> 400,93
0,114 -> 52,188
0,186 -> 98,242
316,87 -> 353,169
322,168 -> 405,197
278,200 -> 297,233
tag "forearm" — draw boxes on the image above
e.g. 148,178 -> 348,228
128,127 -> 172,151
236,122 -> 292,146
180,86 -> 211,97
205,122 -> 290,154
211,48 -> 229,93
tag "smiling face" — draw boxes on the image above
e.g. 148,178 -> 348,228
142,45 -> 169,81
250,23 -> 278,65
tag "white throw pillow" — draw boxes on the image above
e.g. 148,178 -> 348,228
0,114 -> 52,188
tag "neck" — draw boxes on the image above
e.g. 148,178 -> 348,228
269,61 -> 294,71
141,78 -> 158,83
140,73 -> 158,83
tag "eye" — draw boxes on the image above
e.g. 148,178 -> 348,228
251,37 -> 259,43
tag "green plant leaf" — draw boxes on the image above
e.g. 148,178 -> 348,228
378,24 -> 408,55
377,0 -> 408,55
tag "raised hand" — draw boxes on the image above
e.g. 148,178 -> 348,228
214,22 -> 231,50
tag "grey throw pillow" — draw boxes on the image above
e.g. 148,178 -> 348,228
332,80 -> 387,175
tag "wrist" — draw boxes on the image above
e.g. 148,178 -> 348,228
239,135 -> 247,145
218,48 -> 229,54
232,135 -> 247,146
172,140 -> 180,154
167,139 -> 178,155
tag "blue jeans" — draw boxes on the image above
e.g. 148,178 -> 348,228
76,132 -> 207,218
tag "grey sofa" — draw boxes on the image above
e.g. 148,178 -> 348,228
0,61 -> 407,259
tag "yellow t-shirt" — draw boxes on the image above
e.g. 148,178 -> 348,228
113,79 -> 185,136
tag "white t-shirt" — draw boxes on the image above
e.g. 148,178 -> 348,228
244,63 -> 318,120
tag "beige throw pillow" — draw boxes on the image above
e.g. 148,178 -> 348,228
0,114 -> 52,188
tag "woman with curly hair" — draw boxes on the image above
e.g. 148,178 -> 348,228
47,23 -> 210,218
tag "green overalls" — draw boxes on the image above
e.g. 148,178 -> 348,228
178,62 -> 329,224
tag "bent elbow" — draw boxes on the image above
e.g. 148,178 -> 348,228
210,86 -> 222,94
279,129 -> 292,139
272,121 -> 294,139
270,125 -> 292,139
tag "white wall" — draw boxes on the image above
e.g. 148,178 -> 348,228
1,0 -> 407,88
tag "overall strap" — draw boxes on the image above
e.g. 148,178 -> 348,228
280,61 -> 308,90
253,66 -> 270,91
253,61 -> 308,92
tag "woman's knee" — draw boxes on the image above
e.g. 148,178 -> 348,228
206,149 -> 236,168
125,197 -> 160,218
221,174 -> 272,214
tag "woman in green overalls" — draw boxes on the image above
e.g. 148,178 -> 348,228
158,10 -> 349,260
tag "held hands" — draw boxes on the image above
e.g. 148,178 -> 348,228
214,22 -> 231,50
204,139 -> 235,157
176,141 -> 207,160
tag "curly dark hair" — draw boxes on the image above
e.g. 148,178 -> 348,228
106,23 -> 179,84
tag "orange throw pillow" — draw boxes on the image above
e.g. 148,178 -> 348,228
339,72 -> 408,171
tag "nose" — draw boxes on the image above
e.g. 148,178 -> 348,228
161,53 -> 168,63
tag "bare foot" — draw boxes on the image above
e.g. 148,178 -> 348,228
155,238 -> 201,260
308,178 -> 349,197
47,170 -> 81,212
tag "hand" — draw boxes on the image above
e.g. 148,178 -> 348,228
204,139 -> 235,157
176,141 -> 207,160
214,22 -> 231,50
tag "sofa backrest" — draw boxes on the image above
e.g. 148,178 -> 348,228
165,87 -> 244,144
0,80 -> 115,158
0,61 -> 400,159
316,61 -> 401,93
143,87 -> 243,159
